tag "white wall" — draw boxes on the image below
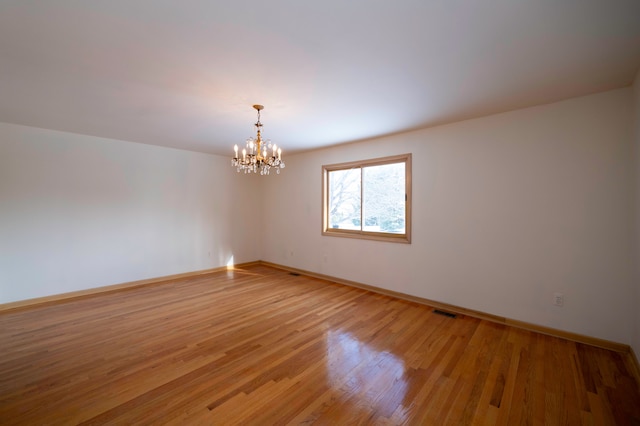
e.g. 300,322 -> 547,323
262,88 -> 635,344
1,87 -> 636,347
0,122 -> 261,303
633,69 -> 640,358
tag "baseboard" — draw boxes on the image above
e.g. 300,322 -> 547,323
260,261 -> 632,354
2,259 -> 634,359
0,261 -> 261,314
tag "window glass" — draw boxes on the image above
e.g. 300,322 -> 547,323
363,162 -> 405,234
328,168 -> 361,230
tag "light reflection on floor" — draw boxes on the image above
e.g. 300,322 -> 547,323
325,330 -> 409,419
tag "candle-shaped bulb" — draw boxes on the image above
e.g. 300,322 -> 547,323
242,148 -> 246,160
234,144 -> 238,157
277,147 -> 282,160
273,144 -> 277,157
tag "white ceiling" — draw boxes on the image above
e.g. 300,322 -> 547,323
1,1 -> 639,156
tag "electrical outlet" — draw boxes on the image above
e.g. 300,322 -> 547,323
553,292 -> 564,307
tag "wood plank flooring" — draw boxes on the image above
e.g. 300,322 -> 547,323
1,264 -> 639,425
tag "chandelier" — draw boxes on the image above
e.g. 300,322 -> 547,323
232,105 -> 285,175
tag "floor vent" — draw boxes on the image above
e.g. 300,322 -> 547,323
289,272 -> 301,276
433,309 -> 457,318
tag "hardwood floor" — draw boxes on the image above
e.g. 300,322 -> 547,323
1,265 -> 639,425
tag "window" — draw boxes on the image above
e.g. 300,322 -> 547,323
322,153 -> 411,243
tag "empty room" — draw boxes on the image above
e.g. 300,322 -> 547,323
1,1 -> 640,424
